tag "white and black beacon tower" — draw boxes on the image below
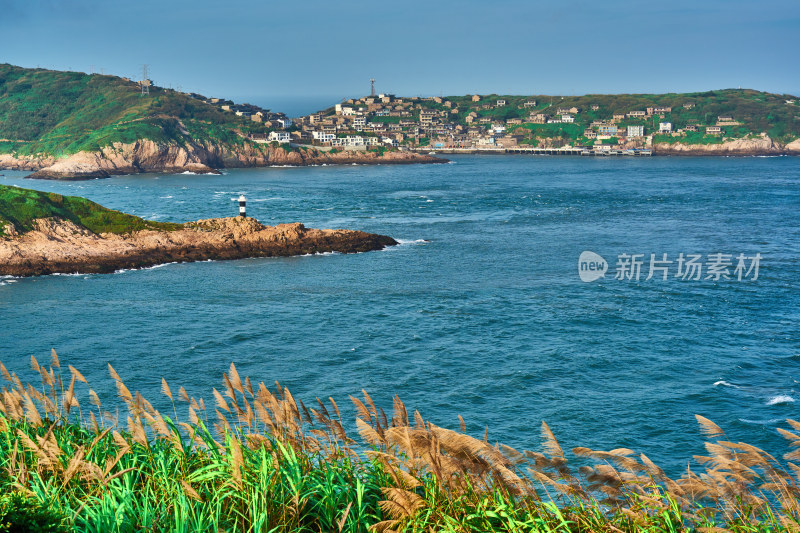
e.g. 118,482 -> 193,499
238,195 -> 246,217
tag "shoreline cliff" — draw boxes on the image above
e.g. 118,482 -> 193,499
0,140 -> 447,181
0,216 -> 397,277
653,137 -> 800,156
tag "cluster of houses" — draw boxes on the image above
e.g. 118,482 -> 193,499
284,92 -> 740,151
186,94 -> 293,131
182,86 -> 740,151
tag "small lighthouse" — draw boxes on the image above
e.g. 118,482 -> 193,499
238,195 -> 247,217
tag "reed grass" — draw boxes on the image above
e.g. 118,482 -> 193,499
1,351 -> 799,532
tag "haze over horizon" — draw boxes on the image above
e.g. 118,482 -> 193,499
2,0 -> 799,115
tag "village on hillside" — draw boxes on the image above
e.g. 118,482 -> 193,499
184,81 -> 798,156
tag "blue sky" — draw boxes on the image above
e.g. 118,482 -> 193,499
2,0 -> 799,114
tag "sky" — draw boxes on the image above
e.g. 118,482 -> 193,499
1,0 -> 799,115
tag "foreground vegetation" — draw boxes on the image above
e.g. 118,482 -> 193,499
0,184 -> 181,236
2,352 -> 800,532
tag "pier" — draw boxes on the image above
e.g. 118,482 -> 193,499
413,147 -> 652,156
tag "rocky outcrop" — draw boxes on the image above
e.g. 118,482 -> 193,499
0,216 -> 397,276
0,138 -> 445,180
654,135 -> 800,156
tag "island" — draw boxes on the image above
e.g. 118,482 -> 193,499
296,90 -> 800,156
2,63 -> 798,176
0,65 -> 444,180
0,185 -> 396,276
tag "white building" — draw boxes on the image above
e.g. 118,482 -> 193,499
312,131 -> 335,143
627,125 -> 645,137
353,116 -> 367,129
277,118 -> 293,129
330,135 -> 380,148
497,99 -> 507,107
268,131 -> 291,143
659,122 -> 673,133
561,114 -> 574,123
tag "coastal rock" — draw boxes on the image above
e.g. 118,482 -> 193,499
0,216 -> 397,276
785,139 -> 800,154
7,139 -> 445,180
653,135 -> 788,156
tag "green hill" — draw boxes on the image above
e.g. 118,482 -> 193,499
0,184 -> 181,236
0,64 -> 266,158
419,90 -> 800,146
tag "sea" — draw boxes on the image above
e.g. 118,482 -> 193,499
1,155 -> 798,473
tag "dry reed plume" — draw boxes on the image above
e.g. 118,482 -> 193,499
0,351 -> 799,532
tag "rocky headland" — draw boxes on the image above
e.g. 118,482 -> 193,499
0,140 -> 446,180
653,136 -> 800,156
0,216 -> 397,276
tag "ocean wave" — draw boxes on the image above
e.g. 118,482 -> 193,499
739,418 -> 786,425
114,262 -> 178,274
299,251 -> 340,257
766,395 -> 795,406
396,239 -> 430,245
159,195 -> 173,199
713,380 -> 737,388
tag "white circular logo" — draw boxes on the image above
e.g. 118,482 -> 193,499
578,251 -> 608,282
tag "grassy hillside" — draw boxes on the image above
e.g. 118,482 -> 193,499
422,90 -> 800,145
0,184 -> 181,236
1,354 -> 799,531
0,64 -> 266,158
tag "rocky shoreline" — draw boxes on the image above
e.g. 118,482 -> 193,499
0,140 -> 446,180
0,216 -> 397,277
653,136 -> 800,156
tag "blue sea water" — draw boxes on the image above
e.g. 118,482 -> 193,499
1,155 -> 798,472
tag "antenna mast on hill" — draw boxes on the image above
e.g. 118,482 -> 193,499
141,64 -> 150,96
370,78 -> 376,97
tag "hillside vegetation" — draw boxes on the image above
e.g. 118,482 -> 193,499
0,64 -> 264,158
419,90 -> 800,146
0,184 -> 181,236
1,353 -> 800,531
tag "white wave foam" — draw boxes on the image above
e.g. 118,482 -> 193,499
396,239 -> 429,245
181,171 -> 198,175
713,380 -> 737,388
739,418 -> 785,425
299,251 -> 341,257
114,262 -> 178,274
159,195 -> 173,199
767,395 -> 795,406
